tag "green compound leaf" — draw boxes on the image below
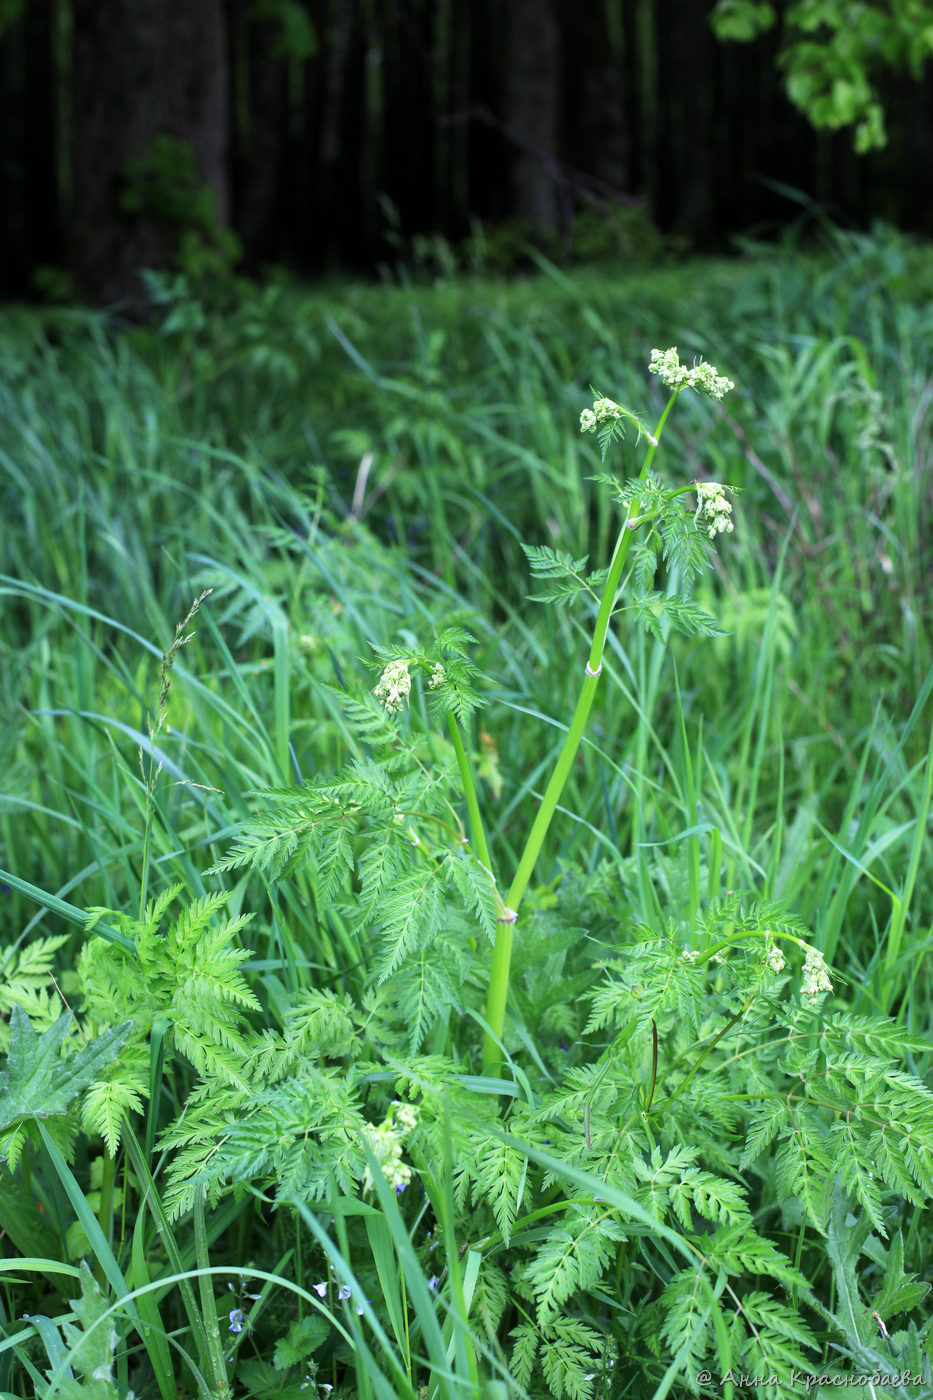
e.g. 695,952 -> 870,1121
0,1006 -> 132,1132
521,543 -> 592,606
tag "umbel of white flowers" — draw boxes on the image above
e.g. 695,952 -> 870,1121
362,1101 -> 419,1194
579,396 -> 628,434
373,658 -> 446,715
801,945 -> 834,1007
373,659 -> 411,714
648,346 -> 734,400
695,480 -> 734,538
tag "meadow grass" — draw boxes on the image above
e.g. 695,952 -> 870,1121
1,223 -> 932,1398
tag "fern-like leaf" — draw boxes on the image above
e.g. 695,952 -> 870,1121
376,866 -> 444,982
510,1323 -> 539,1391
470,1136 -> 528,1246
523,1202 -> 625,1323
540,1317 -> 605,1400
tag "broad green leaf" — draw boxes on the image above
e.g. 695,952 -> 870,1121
0,1006 -> 131,1132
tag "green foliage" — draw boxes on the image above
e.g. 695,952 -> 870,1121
0,0 -> 25,40
121,136 -> 241,283
0,1007 -> 131,1168
82,887 -> 260,1093
249,0 -> 317,58
711,0 -> 933,150
0,932 -> 69,1045
521,544 -> 595,607
51,1261 -> 131,1400
2,236 -> 932,1400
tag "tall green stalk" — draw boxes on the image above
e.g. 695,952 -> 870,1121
481,393 -> 678,1073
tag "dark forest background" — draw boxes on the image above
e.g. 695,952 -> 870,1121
2,0 -> 933,304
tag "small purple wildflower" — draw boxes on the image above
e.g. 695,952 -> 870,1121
312,1281 -> 327,1298
228,1308 -> 245,1334
338,1285 -> 351,1301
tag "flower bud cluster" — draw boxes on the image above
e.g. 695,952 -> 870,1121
695,481 -> 734,538
801,945 -> 833,1006
649,347 -> 734,400
580,396 -> 624,433
428,663 -> 446,689
765,935 -> 786,975
362,1101 -> 419,1195
373,659 -> 411,714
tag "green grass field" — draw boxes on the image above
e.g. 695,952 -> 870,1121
1,224 -> 932,1399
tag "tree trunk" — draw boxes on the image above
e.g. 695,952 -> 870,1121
561,0 -> 629,195
318,0 -> 367,267
71,0 -> 229,304
503,0 -> 561,233
229,0 -> 289,268
0,14 -> 28,297
24,0 -> 61,275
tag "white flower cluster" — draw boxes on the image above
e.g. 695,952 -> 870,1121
681,948 -> 700,964
695,481 -> 734,538
765,934 -> 786,975
373,659 -> 411,714
362,1101 -> 419,1195
801,945 -> 833,1007
428,663 -> 446,689
580,396 -> 624,434
649,347 -> 734,400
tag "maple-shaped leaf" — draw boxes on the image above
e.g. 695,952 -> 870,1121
0,1006 -> 132,1132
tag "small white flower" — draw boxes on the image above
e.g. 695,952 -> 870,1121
592,396 -> 624,424
337,1285 -> 351,1301
373,659 -> 411,714
695,480 -> 734,538
687,359 -> 734,400
649,347 -> 691,390
394,1101 -> 419,1133
801,945 -> 833,1006
681,948 -> 699,964
362,1115 -> 415,1194
767,944 -> 786,975
649,347 -> 733,400
580,407 -> 597,433
428,662 -> 446,689
312,1282 -> 327,1298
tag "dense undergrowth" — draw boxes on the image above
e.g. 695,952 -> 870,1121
1,224 -> 932,1400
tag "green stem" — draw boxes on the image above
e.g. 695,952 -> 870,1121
482,395 -> 679,1074
95,1151 -> 117,1287
193,1187 -> 231,1397
447,714 -> 494,876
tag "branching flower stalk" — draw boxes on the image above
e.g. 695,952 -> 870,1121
139,589 -> 212,921
481,351 -> 734,1074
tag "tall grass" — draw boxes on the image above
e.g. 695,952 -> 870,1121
1,223 -> 932,1395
